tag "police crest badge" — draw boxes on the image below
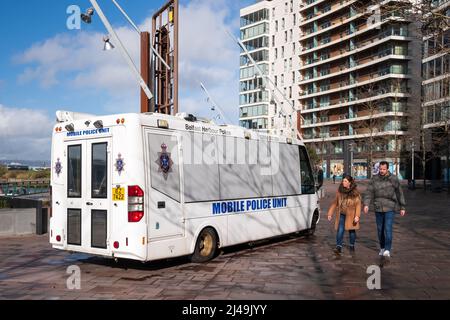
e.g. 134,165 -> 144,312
55,158 -> 62,177
156,143 -> 173,179
115,153 -> 125,175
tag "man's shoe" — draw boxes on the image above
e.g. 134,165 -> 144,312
379,249 -> 385,256
349,246 -> 355,252
334,246 -> 342,254
383,250 -> 391,257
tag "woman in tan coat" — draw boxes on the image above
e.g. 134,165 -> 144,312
327,175 -> 362,254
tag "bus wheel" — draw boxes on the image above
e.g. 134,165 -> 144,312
308,210 -> 319,236
191,228 -> 218,263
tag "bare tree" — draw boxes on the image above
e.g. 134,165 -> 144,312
353,82 -> 391,178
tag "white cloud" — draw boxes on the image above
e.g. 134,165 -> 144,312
0,104 -> 52,160
14,0 -> 240,122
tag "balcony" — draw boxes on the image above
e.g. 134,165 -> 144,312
299,11 -> 366,42
299,54 -> 411,85
300,34 -> 411,71
299,0 -> 327,14
300,71 -> 411,100
299,0 -> 359,27
299,20 -> 410,57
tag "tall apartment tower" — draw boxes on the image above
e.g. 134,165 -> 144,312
422,0 -> 450,185
239,0 -> 301,137
298,0 -> 421,178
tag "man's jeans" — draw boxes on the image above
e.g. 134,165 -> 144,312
375,211 -> 395,251
336,214 -> 356,247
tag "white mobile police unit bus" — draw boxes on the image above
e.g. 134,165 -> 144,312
50,111 -> 320,263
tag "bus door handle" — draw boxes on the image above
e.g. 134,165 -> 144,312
86,202 -> 94,206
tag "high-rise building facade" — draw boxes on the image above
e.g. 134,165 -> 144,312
422,0 -> 450,185
298,0 -> 422,178
239,0 -> 300,137
239,0 -> 422,179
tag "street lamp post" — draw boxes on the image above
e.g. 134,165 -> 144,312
411,139 -> 416,190
349,142 -> 354,177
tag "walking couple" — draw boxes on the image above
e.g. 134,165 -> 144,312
327,161 -> 407,257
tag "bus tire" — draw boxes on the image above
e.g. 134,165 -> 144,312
191,228 -> 218,263
307,210 -> 319,236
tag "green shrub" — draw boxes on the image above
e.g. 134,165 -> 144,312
0,165 -> 7,178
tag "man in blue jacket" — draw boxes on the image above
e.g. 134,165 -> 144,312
363,161 -> 406,258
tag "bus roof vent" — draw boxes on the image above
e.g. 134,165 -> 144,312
56,110 -> 96,123
177,112 -> 197,122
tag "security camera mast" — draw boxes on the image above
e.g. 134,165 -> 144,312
82,0 -> 178,115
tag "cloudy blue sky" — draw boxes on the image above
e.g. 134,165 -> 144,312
0,0 -> 255,161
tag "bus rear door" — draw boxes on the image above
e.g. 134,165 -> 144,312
66,138 -> 112,256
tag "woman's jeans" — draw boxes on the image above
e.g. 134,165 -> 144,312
336,214 -> 356,247
375,211 -> 395,251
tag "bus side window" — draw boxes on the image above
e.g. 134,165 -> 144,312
299,146 -> 315,194
182,132 -> 220,203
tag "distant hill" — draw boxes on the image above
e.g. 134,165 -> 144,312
0,160 -> 50,168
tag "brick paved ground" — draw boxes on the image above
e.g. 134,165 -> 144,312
0,181 -> 449,300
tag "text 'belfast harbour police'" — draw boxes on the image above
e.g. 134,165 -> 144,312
212,198 -> 288,215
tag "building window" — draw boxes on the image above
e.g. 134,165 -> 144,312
240,9 -> 269,27
321,20 -> 331,30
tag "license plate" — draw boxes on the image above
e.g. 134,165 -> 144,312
112,187 -> 125,201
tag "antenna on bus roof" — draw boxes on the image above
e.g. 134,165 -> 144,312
200,82 -> 231,125
225,29 -> 304,140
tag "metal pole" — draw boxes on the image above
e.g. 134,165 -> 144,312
141,32 -> 151,113
174,0 -> 179,115
200,82 -> 232,124
111,0 -> 141,33
412,141 -> 415,189
89,0 -> 153,100
111,0 -> 171,70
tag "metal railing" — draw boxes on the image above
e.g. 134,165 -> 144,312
0,179 -> 50,197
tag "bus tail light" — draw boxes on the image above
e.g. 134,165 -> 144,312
128,186 -> 144,222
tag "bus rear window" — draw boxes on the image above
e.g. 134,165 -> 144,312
68,145 -> 82,198
91,143 -> 107,199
